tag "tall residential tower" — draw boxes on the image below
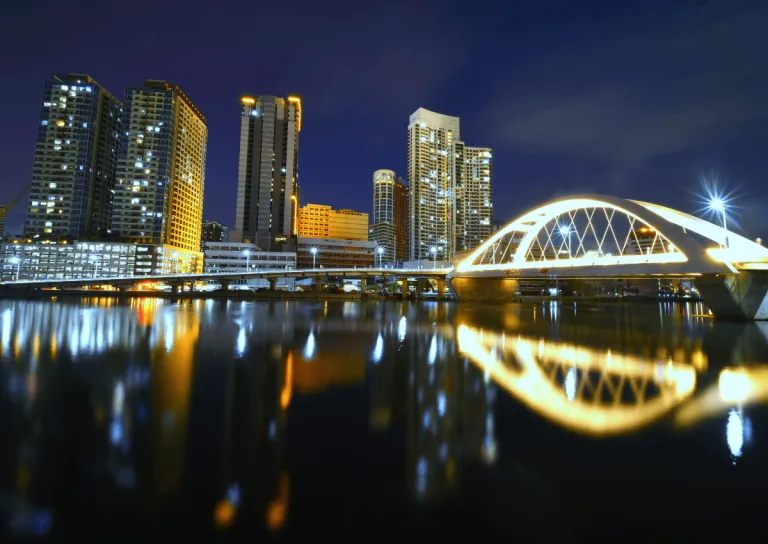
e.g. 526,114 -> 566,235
234,95 -> 301,251
111,80 -> 207,253
451,142 -> 493,254
407,108 -> 459,262
24,74 -> 122,239
370,169 -> 408,264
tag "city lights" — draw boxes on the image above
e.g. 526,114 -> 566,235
309,246 -> 318,269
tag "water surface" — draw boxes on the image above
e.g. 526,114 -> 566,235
1,298 -> 767,540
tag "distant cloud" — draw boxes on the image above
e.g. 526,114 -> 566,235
481,1 -> 768,163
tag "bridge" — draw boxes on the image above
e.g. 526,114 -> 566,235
0,267 -> 451,296
447,195 -> 768,320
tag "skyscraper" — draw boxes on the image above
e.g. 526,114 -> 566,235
407,108 -> 459,262
451,142 -> 493,254
370,170 -> 408,264
234,95 -> 301,251
298,204 -> 368,241
111,80 -> 207,254
24,74 -> 122,239
0,206 -> 5,238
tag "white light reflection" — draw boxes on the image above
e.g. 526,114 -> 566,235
437,391 -> 446,416
0,309 -> 11,355
398,316 -> 407,342
236,327 -> 246,357
726,409 -> 743,461
372,333 -> 383,364
565,368 -> 577,402
427,335 -> 437,365
304,330 -> 316,360
416,457 -> 428,496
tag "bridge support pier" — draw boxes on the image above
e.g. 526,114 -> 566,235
219,279 -> 230,292
401,278 -> 409,300
171,284 -> 180,294
447,277 -> 519,302
360,277 -> 367,295
313,277 -> 322,293
437,279 -> 446,300
696,271 -> 768,321
268,278 -> 277,292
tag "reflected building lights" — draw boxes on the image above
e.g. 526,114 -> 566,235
372,333 -> 383,364
726,409 -> 743,461
303,330 -> 316,360
398,316 -> 407,342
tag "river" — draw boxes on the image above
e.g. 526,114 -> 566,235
1,297 -> 767,540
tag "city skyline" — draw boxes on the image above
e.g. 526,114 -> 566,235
1,2 -> 767,240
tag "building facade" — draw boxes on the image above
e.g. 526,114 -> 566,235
233,95 -> 301,251
451,143 -> 493,254
202,242 -> 295,273
370,170 -> 408,264
111,80 -> 207,254
0,206 -> 5,238
0,240 -> 202,281
296,237 -> 376,269
24,74 -> 122,239
201,220 -> 228,250
298,204 -> 368,241
407,108 -> 460,262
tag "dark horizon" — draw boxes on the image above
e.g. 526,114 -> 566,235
2,0 -> 767,238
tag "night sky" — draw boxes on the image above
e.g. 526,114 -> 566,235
1,0 -> 767,238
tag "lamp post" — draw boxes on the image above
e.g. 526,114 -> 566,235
243,249 -> 250,273
559,224 -> 572,257
88,254 -> 100,278
708,197 -> 729,249
9,256 -> 21,282
310,247 -> 318,269
430,246 -> 438,270
376,246 -> 384,268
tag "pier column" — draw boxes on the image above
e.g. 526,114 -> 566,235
437,279 -> 446,300
313,277 -> 322,293
360,277 -> 367,295
696,271 -> 768,321
171,284 -> 180,294
401,278 -> 409,300
219,279 -> 231,292
268,278 -> 277,291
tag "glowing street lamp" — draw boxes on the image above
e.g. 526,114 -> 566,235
376,246 -> 385,268
309,246 -> 318,269
243,249 -> 251,272
9,256 -> 21,281
708,197 -> 729,248
88,254 -> 100,278
559,224 -> 572,257
430,246 -> 438,270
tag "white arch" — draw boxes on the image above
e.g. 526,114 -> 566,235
456,195 -> 768,274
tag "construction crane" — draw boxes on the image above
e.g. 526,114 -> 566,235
0,182 -> 31,237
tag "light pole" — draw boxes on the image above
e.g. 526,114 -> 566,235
88,254 -> 100,278
708,197 -> 729,249
559,224 -> 572,257
9,256 -> 21,282
171,251 -> 179,275
430,246 -> 437,270
243,249 -> 250,273
376,246 -> 384,268
310,246 -> 318,269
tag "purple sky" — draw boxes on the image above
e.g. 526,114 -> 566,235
1,0 -> 767,237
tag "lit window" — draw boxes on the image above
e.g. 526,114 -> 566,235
61,85 -> 68,90
83,122 -> 88,128
49,183 -> 57,188
131,198 -> 140,204
41,120 -> 48,126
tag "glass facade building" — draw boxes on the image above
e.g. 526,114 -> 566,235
24,74 -> 122,239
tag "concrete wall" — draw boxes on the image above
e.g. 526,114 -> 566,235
448,276 -> 519,302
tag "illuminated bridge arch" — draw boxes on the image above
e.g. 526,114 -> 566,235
455,195 -> 768,276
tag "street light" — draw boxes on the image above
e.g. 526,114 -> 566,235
559,224 -> 572,257
243,249 -> 251,272
708,197 -> 729,248
9,256 -> 21,282
309,246 -> 318,269
88,254 -> 100,279
430,246 -> 438,270
376,246 -> 385,268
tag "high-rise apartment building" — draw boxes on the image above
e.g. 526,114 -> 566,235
201,220 -> 228,250
234,95 -> 301,251
451,142 -> 493,254
0,207 -> 5,238
298,204 -> 368,241
370,169 -> 408,264
407,108 -> 460,262
24,74 -> 122,239
111,80 -> 207,254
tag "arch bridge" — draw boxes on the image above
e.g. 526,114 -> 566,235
447,195 -> 768,320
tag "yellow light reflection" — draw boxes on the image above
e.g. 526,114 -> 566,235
457,325 -> 697,436
280,352 -> 293,409
266,472 -> 290,531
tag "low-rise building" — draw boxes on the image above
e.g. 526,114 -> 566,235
296,237 -> 376,269
0,240 -> 202,281
203,241 -> 296,289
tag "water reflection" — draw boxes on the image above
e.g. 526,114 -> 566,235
1,298 -> 768,537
